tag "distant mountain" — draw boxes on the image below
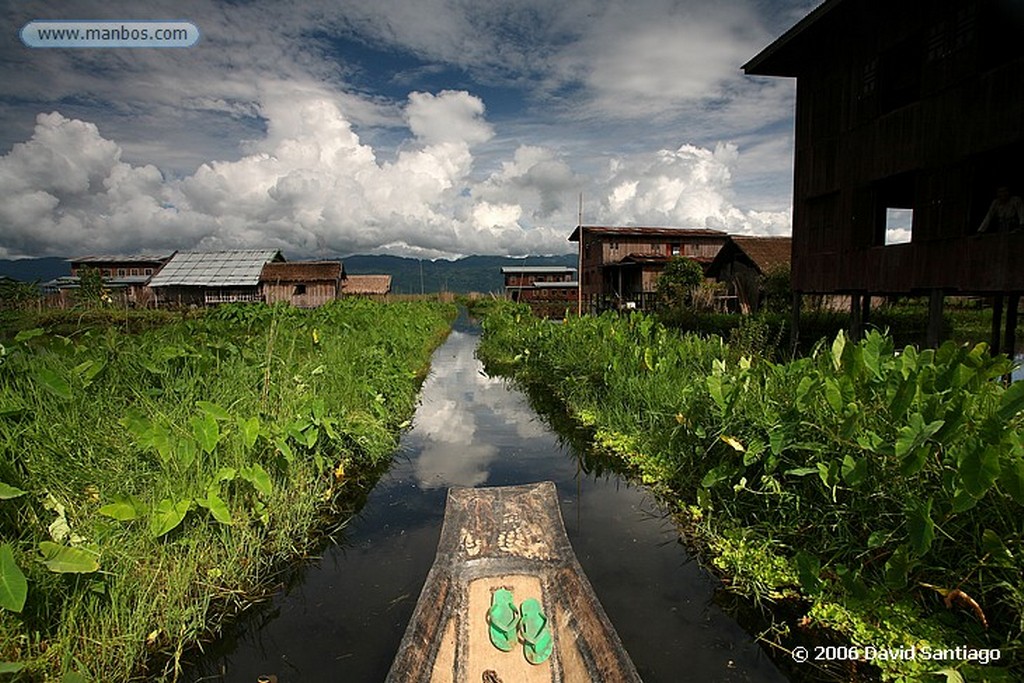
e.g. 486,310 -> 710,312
0,257 -> 68,283
0,254 -> 577,294
343,254 -> 577,294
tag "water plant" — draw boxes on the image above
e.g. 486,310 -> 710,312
478,301 -> 1024,681
0,298 -> 453,681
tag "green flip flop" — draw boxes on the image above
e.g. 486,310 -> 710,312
519,598 -> 553,665
487,588 -> 519,652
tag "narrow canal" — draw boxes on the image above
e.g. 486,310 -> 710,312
187,313 -> 787,682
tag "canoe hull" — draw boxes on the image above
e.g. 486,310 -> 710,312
386,481 -> 641,682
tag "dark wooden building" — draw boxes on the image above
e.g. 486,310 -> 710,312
261,261 -> 343,307
340,274 -> 392,298
706,236 -> 792,313
501,266 -> 578,318
568,226 -> 728,311
745,0 -> 1024,350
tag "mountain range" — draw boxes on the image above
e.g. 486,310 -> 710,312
0,254 -> 578,294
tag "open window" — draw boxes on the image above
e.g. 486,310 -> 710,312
293,284 -> 306,295
875,173 -> 916,245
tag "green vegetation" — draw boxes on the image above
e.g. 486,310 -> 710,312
0,299 -> 454,681
478,302 -> 1023,681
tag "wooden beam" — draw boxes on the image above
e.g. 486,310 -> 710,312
850,292 -> 863,340
790,290 -> 802,357
1003,293 -> 1019,361
990,294 -> 1004,355
927,289 -> 944,348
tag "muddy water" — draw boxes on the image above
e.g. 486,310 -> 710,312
186,316 -> 786,682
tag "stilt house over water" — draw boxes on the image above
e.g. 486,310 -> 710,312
744,0 -> 1024,352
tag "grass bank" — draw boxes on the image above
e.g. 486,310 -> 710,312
0,299 -> 454,681
477,301 -> 1023,682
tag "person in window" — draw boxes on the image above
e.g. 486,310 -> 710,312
977,185 -> 1024,233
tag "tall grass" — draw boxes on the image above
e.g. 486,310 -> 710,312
0,299 -> 454,681
478,301 -> 1024,681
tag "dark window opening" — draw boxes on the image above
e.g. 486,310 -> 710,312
969,142 -> 1024,233
293,284 -> 306,295
879,37 -> 923,113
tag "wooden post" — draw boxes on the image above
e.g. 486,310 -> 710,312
927,289 -> 944,348
990,294 -> 1004,355
790,290 -> 802,357
1003,293 -> 1019,361
850,292 -> 863,340
861,293 -> 871,331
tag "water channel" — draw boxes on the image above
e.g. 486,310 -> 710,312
186,314 -> 789,682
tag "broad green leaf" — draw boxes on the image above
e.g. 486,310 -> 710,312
982,529 -> 1014,566
794,550 -> 822,596
240,464 -> 272,496
240,416 -> 260,449
197,400 -> 232,421
38,541 -> 99,574
997,380 -> 1024,423
706,375 -> 727,412
769,429 -> 785,456
999,459 -> 1024,504
0,544 -> 27,612
900,446 -> 929,477
34,368 -> 71,400
175,439 -> 197,469
216,467 -> 237,482
959,445 -> 1001,498
951,488 -> 979,513
0,662 -> 26,673
204,487 -> 233,526
906,499 -> 935,555
276,438 -> 294,464
13,328 -> 44,343
61,672 -> 90,683
883,545 -> 914,589
841,455 -> 867,486
931,669 -> 965,683
192,413 -> 220,454
0,482 -> 27,500
888,378 -> 916,420
830,331 -> 846,371
785,466 -> 819,477
149,498 -> 191,539
824,378 -> 843,413
98,496 -> 140,521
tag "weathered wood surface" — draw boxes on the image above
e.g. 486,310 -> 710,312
386,481 -> 642,683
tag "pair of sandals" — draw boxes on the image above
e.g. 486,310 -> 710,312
487,588 -> 553,664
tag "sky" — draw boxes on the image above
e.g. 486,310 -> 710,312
0,0 -> 821,260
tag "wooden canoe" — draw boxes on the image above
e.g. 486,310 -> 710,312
386,481 -> 642,683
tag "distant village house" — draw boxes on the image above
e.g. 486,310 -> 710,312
569,226 -> 729,311
706,236 -> 792,313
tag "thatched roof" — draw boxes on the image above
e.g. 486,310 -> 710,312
342,274 -> 392,295
721,236 -> 792,274
261,261 -> 342,283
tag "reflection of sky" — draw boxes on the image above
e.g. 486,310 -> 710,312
405,330 -> 552,488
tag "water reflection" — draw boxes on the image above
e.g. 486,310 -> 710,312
185,316 -> 786,683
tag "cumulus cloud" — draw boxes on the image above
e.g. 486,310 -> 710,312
0,89 -> 790,259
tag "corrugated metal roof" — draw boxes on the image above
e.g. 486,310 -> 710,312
261,261 -> 342,282
69,253 -> 173,264
149,250 -> 283,287
500,266 -> 577,274
568,225 -> 728,241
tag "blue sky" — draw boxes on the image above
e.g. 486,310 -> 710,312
0,0 -> 820,259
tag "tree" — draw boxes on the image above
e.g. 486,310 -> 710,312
76,266 -> 108,306
656,257 -> 705,309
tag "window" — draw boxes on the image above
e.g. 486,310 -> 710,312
117,269 -> 125,276
670,243 -> 681,256
293,284 -> 307,295
884,209 -> 914,245
874,173 -> 916,246
145,268 -> 152,275
610,241 -> 619,251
